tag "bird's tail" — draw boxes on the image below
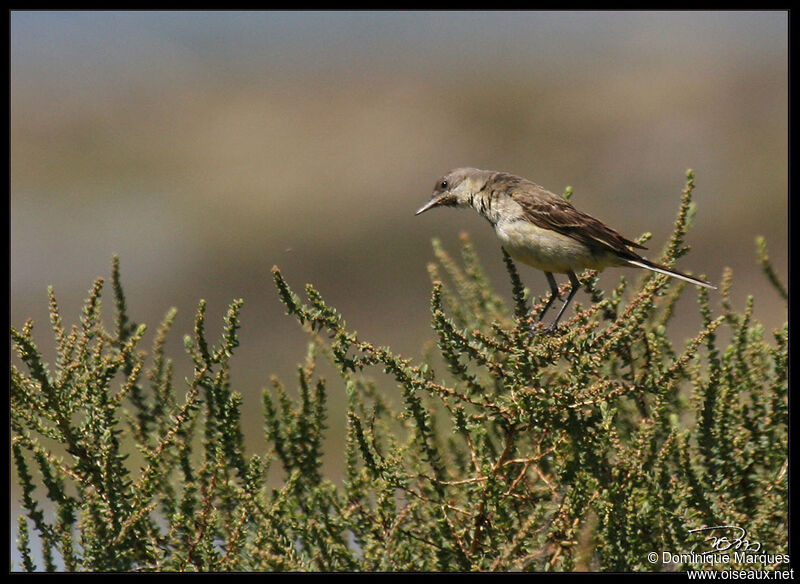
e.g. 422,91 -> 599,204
625,258 -> 716,289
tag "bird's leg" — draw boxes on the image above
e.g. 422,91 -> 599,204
536,272 -> 561,322
546,271 -> 581,332
529,272 -> 561,336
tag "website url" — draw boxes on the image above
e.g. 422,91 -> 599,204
688,570 -> 794,580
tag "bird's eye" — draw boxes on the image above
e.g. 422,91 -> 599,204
440,180 -> 448,190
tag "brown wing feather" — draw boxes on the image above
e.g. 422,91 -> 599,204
509,181 -> 646,257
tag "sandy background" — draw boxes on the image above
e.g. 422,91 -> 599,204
11,11 -> 788,529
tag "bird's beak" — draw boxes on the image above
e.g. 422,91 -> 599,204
415,196 -> 443,216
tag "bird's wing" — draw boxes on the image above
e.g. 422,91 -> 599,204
511,185 -> 647,255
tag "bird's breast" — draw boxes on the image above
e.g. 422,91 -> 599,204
494,219 -> 618,274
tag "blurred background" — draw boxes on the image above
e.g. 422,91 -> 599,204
10,10 -> 787,555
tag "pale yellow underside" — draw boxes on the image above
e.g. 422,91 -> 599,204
494,219 -> 620,274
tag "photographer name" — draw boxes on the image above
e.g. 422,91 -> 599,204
662,551 -> 790,566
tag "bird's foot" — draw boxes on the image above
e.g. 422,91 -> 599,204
529,320 -> 559,338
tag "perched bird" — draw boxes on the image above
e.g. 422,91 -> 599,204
416,168 -> 715,331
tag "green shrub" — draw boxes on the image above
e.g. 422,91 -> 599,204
11,172 -> 787,571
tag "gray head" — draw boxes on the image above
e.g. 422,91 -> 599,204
416,168 -> 494,215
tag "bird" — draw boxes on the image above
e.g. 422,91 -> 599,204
415,168 -> 715,332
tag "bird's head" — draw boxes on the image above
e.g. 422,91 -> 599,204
415,167 -> 490,215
